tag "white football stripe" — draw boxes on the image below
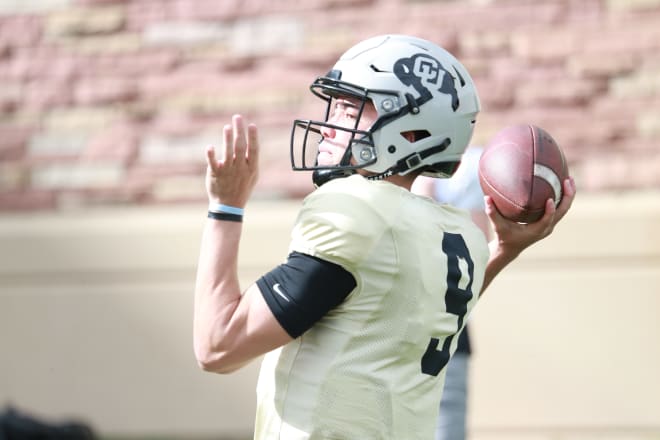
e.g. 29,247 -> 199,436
534,164 -> 562,206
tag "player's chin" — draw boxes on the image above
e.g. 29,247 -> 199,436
316,152 -> 336,166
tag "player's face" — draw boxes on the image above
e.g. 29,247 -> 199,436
316,96 -> 377,167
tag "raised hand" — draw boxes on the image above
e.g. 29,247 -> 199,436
205,114 -> 259,208
486,176 -> 577,258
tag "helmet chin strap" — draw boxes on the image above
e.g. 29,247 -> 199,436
313,139 -> 452,187
312,169 -> 356,188
367,138 -> 453,181
313,163 -> 397,187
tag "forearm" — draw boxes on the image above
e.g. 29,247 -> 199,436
480,239 -> 520,296
193,218 -> 243,367
479,178 -> 576,296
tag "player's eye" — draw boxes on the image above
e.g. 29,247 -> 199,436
329,101 -> 356,123
339,101 -> 359,119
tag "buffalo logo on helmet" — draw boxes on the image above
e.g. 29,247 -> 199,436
393,53 -> 462,112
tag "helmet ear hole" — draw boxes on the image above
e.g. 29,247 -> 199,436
400,130 -> 431,142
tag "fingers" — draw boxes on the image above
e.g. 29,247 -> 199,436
484,195 -> 517,239
220,115 -> 256,165
247,123 -> 259,167
206,114 -> 258,206
530,177 -> 575,236
206,145 -> 216,169
232,114 -> 246,159
484,196 -> 503,224
557,177 -> 576,216
536,198 -> 557,226
546,177 -> 576,225
222,123 -> 232,164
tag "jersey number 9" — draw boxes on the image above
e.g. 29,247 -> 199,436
421,233 -> 474,376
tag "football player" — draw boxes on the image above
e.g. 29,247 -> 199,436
194,34 -> 576,439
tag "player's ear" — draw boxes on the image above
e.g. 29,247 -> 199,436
400,130 -> 431,142
401,131 -> 416,142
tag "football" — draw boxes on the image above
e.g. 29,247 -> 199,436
478,124 -> 568,223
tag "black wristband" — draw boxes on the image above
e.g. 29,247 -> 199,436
207,211 -> 243,222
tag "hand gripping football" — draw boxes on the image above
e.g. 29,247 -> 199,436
478,124 -> 568,223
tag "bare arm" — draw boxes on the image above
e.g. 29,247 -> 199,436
193,115 -> 291,374
480,177 -> 577,294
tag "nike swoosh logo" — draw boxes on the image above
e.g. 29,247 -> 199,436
273,283 -> 290,302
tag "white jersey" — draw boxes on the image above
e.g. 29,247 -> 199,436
254,175 -> 489,440
433,146 -> 484,210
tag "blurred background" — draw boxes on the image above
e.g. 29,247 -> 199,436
0,0 -> 659,439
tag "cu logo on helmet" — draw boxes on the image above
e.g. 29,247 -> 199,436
393,53 -> 460,111
413,56 -> 441,86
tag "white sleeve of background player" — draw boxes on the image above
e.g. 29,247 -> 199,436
434,146 -> 485,211
289,185 -> 388,271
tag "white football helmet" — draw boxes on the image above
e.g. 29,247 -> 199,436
290,34 -> 481,185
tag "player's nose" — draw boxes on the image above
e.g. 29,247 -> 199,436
320,124 -> 336,139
